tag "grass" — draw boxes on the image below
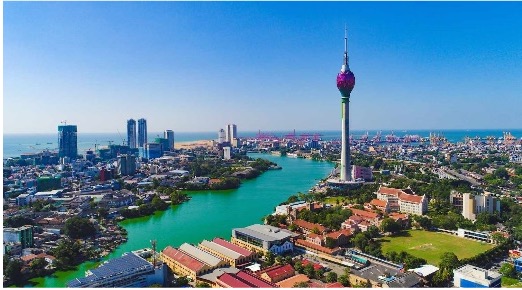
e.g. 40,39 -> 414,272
502,277 -> 522,288
380,229 -> 495,265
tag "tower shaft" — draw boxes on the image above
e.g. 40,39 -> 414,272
341,98 -> 351,181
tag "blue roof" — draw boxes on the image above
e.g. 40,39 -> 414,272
516,257 -> 522,262
67,253 -> 152,287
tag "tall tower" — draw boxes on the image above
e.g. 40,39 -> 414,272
164,130 -> 175,151
58,124 -> 78,159
127,119 -> 137,148
226,124 -> 237,143
138,118 -> 147,147
337,28 -> 355,181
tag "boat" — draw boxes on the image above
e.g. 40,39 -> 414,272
287,153 -> 298,158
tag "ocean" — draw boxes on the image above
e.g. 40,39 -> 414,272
3,129 -> 522,159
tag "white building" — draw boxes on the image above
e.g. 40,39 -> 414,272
457,228 -> 492,243
226,124 -> 237,144
453,264 -> 501,288
218,129 -> 226,144
223,147 -> 231,160
461,192 -> 501,221
376,186 -> 428,215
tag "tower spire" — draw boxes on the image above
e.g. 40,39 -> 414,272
342,26 -> 349,72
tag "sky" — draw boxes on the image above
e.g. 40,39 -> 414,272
3,1 -> 522,134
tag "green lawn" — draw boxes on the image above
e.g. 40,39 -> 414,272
380,229 -> 495,265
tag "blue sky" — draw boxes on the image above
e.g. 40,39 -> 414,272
4,1 -> 522,133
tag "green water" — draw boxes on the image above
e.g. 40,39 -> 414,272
28,154 -> 333,287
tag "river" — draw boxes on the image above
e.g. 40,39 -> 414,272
28,153 -> 334,287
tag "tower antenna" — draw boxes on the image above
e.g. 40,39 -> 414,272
344,26 -> 349,69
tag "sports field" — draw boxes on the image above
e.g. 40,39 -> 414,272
380,230 -> 495,265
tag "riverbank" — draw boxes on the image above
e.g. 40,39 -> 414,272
29,154 -> 333,287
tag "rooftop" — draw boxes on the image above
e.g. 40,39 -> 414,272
454,264 -> 502,281
212,237 -> 253,257
161,246 -> 206,272
179,243 -> 223,267
199,240 -> 243,260
276,274 -> 310,288
233,224 -> 295,242
67,253 -> 152,287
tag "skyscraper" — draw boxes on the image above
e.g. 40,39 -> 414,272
138,118 -> 147,148
164,130 -> 175,151
226,124 -> 237,143
218,129 -> 226,144
58,124 -> 78,159
336,28 -> 356,181
127,119 -> 137,148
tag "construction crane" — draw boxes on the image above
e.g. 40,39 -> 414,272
60,120 -> 67,126
117,129 -> 126,146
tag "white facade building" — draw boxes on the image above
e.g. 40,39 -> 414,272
462,192 -> 501,221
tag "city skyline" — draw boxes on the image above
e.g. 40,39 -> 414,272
4,2 -> 522,134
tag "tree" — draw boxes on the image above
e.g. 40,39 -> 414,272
499,263 -> 517,279
175,276 -> 189,287
265,251 -> 275,266
64,217 -> 96,239
325,237 -> 337,249
380,218 -> 402,235
293,281 -> 309,288
294,260 -> 304,273
326,271 -> 338,283
196,282 -> 212,288
275,255 -> 283,265
491,232 -> 508,244
30,257 -> 48,277
5,258 -> 24,285
366,225 -> 380,238
338,274 -> 350,287
439,252 -> 460,271
303,263 -> 315,278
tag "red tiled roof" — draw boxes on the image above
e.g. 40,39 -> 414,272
161,246 -> 205,272
293,219 -> 326,233
378,186 -> 424,204
370,199 -> 387,208
265,264 -> 295,280
295,239 -> 341,255
213,238 -> 253,257
21,254 -> 37,262
389,212 -> 408,220
217,273 -> 252,288
301,259 -> 323,270
326,282 -> 344,288
308,233 -> 321,239
378,186 -> 403,196
276,274 -> 310,288
235,271 -> 277,287
326,229 -> 352,239
398,192 -> 424,204
350,208 -> 380,219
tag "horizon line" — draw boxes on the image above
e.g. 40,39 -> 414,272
4,128 -> 522,135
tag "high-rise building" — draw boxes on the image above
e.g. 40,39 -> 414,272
154,137 -> 170,155
138,118 -> 148,147
117,154 -> 136,176
58,125 -> 78,159
226,124 -> 237,143
218,129 -> 226,144
336,28 -> 355,181
461,192 -> 501,221
3,226 -> 34,249
127,119 -> 137,148
164,130 -> 175,151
